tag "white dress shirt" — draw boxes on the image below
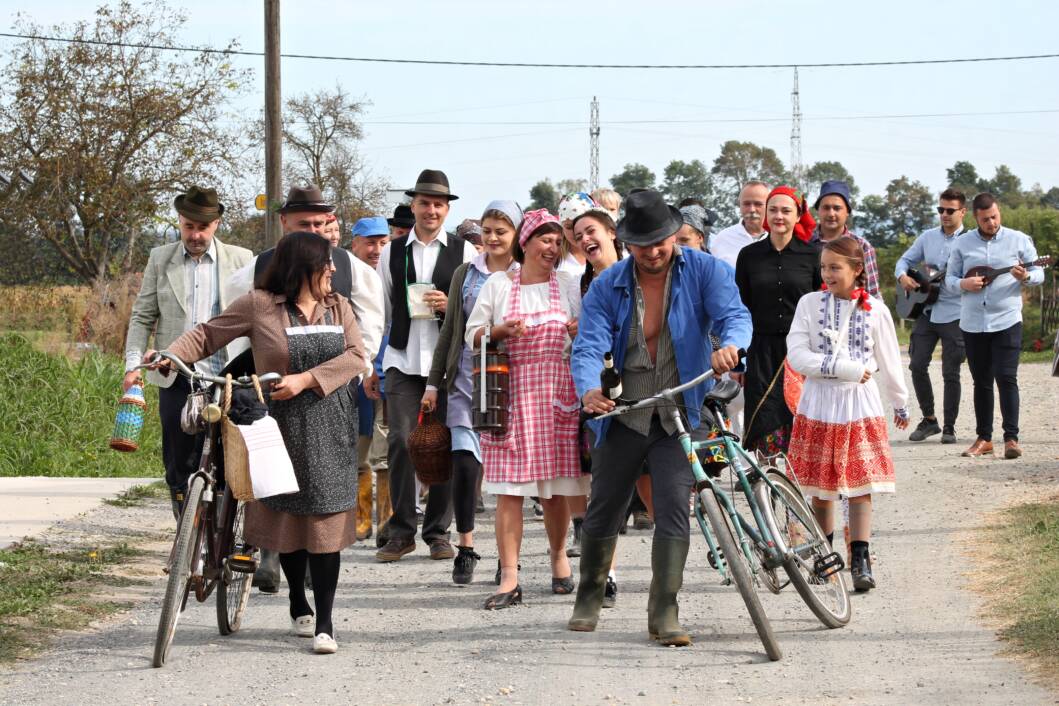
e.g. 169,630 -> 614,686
709,221 -> 767,269
377,227 -> 477,377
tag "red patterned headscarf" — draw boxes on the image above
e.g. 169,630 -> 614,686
763,186 -> 816,243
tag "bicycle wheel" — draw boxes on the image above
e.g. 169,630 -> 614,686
698,488 -> 782,661
152,475 -> 206,668
216,498 -> 253,635
755,469 -> 851,628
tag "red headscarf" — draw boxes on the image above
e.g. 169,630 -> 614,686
763,186 -> 816,243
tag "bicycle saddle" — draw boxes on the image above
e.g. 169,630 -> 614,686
704,377 -> 741,405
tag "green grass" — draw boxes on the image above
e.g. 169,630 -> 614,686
0,540 -> 145,661
103,480 -> 169,507
0,333 -> 163,477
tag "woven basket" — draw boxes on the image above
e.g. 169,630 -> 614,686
221,375 -> 263,502
408,410 -> 452,485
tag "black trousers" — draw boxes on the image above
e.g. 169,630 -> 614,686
583,417 -> 694,540
908,316 -> 965,428
962,323 -> 1022,442
158,375 -> 206,499
385,367 -> 453,543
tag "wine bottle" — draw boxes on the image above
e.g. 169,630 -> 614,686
600,352 -> 622,400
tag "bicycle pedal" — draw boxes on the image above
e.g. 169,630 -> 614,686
227,552 -> 258,574
707,548 -> 725,570
813,551 -> 845,579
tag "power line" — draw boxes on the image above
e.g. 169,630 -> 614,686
1,31 -> 1057,70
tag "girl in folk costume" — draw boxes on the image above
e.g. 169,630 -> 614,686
786,237 -> 909,591
465,209 -> 587,609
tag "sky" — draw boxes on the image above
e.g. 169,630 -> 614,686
2,0 -> 1058,225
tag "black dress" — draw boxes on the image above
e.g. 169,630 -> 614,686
735,236 -> 822,451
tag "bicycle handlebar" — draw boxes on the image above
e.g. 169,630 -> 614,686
137,351 -> 281,388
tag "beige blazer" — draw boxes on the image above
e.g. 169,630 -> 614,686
124,238 -> 253,387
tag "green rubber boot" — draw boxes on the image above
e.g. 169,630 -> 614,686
567,534 -> 618,632
647,537 -> 692,646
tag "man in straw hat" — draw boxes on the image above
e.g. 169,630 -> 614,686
566,189 -> 752,646
124,186 -> 253,521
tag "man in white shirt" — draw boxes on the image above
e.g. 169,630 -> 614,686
374,169 -> 477,562
708,181 -> 769,268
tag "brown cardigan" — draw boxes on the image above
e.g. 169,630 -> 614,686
166,289 -> 368,396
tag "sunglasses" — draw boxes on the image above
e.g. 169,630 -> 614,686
936,206 -> 962,215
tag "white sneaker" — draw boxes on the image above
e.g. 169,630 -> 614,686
290,615 -> 314,637
313,632 -> 338,654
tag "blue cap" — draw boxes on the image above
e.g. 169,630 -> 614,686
814,180 -> 852,211
351,216 -> 389,237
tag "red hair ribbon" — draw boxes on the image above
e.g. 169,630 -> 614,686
763,185 -> 816,243
849,287 -> 872,311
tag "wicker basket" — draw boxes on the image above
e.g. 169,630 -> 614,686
221,375 -> 263,502
408,410 -> 452,485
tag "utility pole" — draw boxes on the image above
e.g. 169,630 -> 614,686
589,96 -> 600,191
264,0 -> 283,245
790,67 -> 804,192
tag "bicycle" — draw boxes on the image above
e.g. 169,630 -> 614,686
596,352 -> 851,662
138,351 -> 280,668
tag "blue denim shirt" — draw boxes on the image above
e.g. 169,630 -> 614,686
894,226 -> 964,324
945,227 -> 1044,333
572,246 -> 752,444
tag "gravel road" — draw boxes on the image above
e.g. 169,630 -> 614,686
2,362 -> 1057,706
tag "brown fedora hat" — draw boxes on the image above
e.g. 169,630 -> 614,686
404,169 -> 459,201
174,186 -> 224,222
277,184 -> 334,214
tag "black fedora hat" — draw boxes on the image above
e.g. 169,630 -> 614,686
277,184 -> 334,214
616,189 -> 684,246
174,186 -> 224,222
404,169 -> 459,201
387,204 -> 415,228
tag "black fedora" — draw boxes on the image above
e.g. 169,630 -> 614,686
174,186 -> 224,222
278,184 -> 334,214
616,189 -> 684,246
405,169 -> 459,201
387,204 -> 415,228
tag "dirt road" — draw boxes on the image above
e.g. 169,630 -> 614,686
2,363 -> 1057,705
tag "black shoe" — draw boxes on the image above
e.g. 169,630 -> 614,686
475,495 -> 486,514
632,511 -> 654,531
940,427 -> 957,444
850,545 -> 876,592
483,585 -> 522,610
376,520 -> 390,549
532,500 -> 544,520
602,576 -> 617,609
909,418 -> 942,442
552,575 -> 575,595
566,518 -> 583,558
452,546 -> 480,585
494,560 -> 521,586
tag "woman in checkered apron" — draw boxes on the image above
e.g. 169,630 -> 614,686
465,209 -> 588,609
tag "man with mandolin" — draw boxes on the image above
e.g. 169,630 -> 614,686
946,192 -> 1048,460
895,188 -> 968,444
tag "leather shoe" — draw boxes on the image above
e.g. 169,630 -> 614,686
375,536 -> 415,562
961,439 -> 994,458
429,538 -> 456,560
483,585 -> 522,610
1004,440 -> 1023,459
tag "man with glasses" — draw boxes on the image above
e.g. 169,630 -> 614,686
708,181 -> 769,268
895,188 -> 968,444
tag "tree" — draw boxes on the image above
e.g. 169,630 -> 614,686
0,1 -> 251,283
710,141 -> 787,218
658,159 -> 731,223
1041,186 -> 1059,210
556,178 -> 588,197
609,163 -> 656,196
945,160 -> 982,198
855,194 -> 891,246
805,161 -> 860,207
982,164 -> 1023,207
885,176 -> 935,241
528,179 -> 559,212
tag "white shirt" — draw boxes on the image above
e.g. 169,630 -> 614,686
465,271 -> 582,357
709,221 -> 767,269
377,227 -> 478,377
557,252 -> 586,278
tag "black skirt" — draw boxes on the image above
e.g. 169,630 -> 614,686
743,333 -> 791,449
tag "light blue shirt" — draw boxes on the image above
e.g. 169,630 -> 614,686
183,240 -> 224,375
945,226 -> 1044,333
894,226 -> 964,324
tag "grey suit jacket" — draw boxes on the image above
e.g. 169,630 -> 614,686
124,238 -> 253,387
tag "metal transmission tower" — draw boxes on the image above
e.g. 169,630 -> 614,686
589,96 -> 600,191
790,67 -> 804,191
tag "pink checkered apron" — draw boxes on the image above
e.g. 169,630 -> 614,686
481,272 -> 581,484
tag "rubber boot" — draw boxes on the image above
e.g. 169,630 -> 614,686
355,470 -> 373,540
567,534 -> 618,632
647,537 -> 692,646
375,469 -> 393,548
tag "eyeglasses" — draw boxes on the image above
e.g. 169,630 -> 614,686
937,206 -> 961,215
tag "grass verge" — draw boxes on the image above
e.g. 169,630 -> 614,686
0,540 -> 146,662
104,480 -> 169,507
977,496 -> 1059,685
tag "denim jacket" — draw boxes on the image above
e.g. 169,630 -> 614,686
572,246 -> 753,445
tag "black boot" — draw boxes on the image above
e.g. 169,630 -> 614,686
566,517 -> 583,557
647,537 -> 692,646
850,541 -> 875,592
567,534 -> 618,632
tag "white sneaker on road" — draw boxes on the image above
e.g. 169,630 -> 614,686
290,615 -> 314,637
313,633 -> 338,654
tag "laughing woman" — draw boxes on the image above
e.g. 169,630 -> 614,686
465,209 -> 587,609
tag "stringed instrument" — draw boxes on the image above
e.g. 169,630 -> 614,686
895,264 -> 945,321
964,255 -> 1052,286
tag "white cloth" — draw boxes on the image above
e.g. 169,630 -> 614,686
226,250 -> 384,372
464,272 -> 582,356
484,475 -> 590,499
709,221 -> 766,269
557,252 -> 586,278
377,227 -> 478,377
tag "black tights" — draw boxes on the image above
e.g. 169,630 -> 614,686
451,450 -> 480,536
279,549 -> 341,636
